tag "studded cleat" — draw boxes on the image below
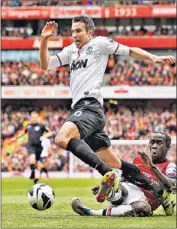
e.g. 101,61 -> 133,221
96,171 -> 118,203
71,198 -> 91,216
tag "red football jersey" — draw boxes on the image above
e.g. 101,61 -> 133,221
132,155 -> 176,211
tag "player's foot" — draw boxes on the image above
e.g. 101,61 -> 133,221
30,170 -> 35,179
162,190 -> 175,216
34,178 -> 39,184
71,198 -> 91,216
96,171 -> 118,203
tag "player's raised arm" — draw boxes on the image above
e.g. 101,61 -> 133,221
138,151 -> 175,191
129,47 -> 176,64
39,21 -> 58,70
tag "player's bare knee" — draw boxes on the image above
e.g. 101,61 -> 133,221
55,134 -> 69,150
131,201 -> 151,217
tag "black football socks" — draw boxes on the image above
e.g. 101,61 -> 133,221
67,138 -> 111,175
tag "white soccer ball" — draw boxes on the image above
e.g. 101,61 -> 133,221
28,183 -> 55,210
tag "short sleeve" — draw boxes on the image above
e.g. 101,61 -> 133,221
47,45 -> 71,70
96,36 -> 130,56
165,162 -> 177,179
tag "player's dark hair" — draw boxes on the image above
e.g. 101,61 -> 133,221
163,132 -> 172,149
72,15 -> 95,31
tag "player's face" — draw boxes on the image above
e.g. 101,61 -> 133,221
30,112 -> 39,123
149,133 -> 167,163
71,22 -> 92,48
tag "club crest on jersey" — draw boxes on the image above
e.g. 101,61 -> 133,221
34,126 -> 40,131
86,47 -> 93,54
71,59 -> 88,72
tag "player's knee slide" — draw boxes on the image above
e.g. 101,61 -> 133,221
30,164 -> 36,170
132,201 -> 151,217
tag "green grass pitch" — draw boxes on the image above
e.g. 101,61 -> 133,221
2,177 -> 177,228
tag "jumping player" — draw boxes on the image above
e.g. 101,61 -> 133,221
39,16 -> 176,199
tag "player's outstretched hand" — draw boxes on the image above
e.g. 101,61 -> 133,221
41,21 -> 58,38
137,150 -> 154,168
152,55 -> 176,65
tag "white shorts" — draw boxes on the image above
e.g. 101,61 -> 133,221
122,182 -> 147,205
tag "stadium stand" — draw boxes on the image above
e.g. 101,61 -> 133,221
1,1 -> 176,175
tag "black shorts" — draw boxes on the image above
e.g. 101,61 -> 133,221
27,144 -> 43,161
67,97 -> 111,152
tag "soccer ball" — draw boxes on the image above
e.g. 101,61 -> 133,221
28,183 -> 55,210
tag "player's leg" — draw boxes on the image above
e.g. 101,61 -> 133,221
85,131 -> 161,203
38,157 -> 49,179
37,158 -> 45,179
95,144 -> 162,193
43,157 -> 49,179
29,154 -> 36,179
85,131 -> 122,169
106,181 -> 151,216
71,198 -> 136,216
97,148 -> 167,203
85,131 -> 121,202
54,98 -> 112,175
34,146 -> 43,184
27,145 -> 37,181
109,181 -> 151,216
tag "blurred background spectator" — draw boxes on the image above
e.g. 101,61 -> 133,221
2,59 -> 176,86
2,20 -> 176,37
1,99 -> 176,172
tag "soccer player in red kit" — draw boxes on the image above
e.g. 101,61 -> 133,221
132,132 -> 176,215
71,132 -> 176,217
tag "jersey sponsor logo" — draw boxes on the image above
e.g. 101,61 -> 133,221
74,111 -> 82,117
71,59 -> 88,72
86,47 -> 93,54
142,171 -> 159,185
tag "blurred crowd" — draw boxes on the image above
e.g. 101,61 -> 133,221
2,59 -> 176,86
105,58 -> 176,86
2,101 -> 176,172
2,102 -> 176,141
2,24 -> 176,37
2,0 -> 176,7
2,61 -> 70,86
2,145 -> 69,173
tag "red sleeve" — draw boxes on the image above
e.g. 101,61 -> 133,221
132,155 -> 144,165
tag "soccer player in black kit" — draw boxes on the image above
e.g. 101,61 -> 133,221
40,16 -> 176,204
13,112 -> 52,183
